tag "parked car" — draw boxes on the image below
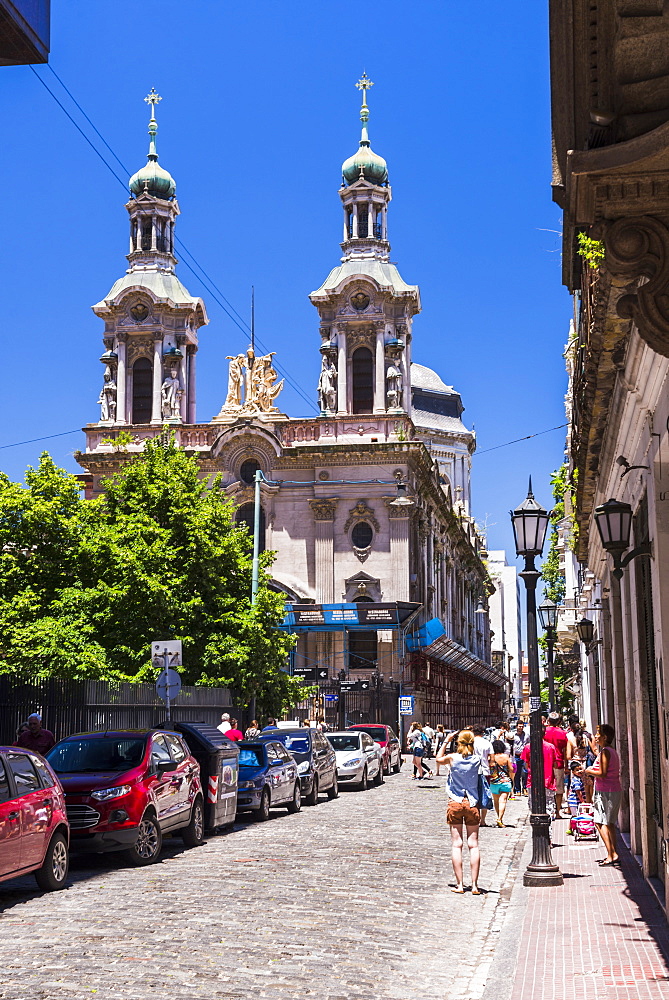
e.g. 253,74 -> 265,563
257,728 -> 338,804
326,731 -> 383,790
347,724 -> 402,774
46,728 -> 203,866
236,740 -> 301,821
0,747 -> 69,891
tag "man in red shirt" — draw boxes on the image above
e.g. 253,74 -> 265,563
543,712 -> 569,815
521,730 -> 558,818
14,713 -> 56,755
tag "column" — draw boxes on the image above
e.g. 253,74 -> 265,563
352,203 -> 359,239
382,205 -> 388,240
309,500 -> 338,602
179,345 -> 188,422
374,326 -> 386,413
402,330 -> 412,412
369,201 -> 374,237
187,347 -> 197,423
151,215 -> 157,252
343,208 -> 349,242
151,335 -> 163,423
136,217 -> 143,252
386,502 -> 411,601
336,329 -> 347,414
116,335 -> 127,424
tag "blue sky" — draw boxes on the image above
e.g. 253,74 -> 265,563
0,1 -> 570,559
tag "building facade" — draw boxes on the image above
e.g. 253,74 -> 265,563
550,1 -> 669,913
77,81 -> 505,727
486,551 -> 522,718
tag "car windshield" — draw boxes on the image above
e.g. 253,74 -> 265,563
267,733 -> 310,758
328,735 -> 361,752
239,747 -> 264,768
353,727 -> 386,741
47,737 -> 146,773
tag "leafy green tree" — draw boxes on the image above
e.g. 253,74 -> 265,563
0,440 -> 302,716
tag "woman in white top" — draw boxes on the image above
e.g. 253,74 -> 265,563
436,730 -> 483,895
407,722 -> 426,779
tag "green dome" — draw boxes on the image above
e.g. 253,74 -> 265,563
342,142 -> 388,185
129,157 -> 176,199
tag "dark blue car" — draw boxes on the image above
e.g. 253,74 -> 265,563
236,740 -> 302,821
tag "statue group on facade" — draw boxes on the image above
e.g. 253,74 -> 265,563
221,347 -> 284,414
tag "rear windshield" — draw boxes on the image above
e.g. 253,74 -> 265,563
328,734 -> 361,752
266,733 -> 310,757
352,727 -> 386,741
47,737 -> 146,773
239,747 -> 264,768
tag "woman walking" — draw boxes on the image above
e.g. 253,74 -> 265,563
584,723 -> 622,865
489,739 -> 515,827
408,722 -> 426,780
436,730 -> 483,895
434,725 -> 446,775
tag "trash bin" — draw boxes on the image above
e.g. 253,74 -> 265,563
172,722 -> 240,831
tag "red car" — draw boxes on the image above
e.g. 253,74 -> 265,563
46,729 -> 204,866
0,747 -> 70,891
347,724 -> 402,775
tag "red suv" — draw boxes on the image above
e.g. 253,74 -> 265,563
347,725 -> 402,775
0,747 -> 69,891
46,729 -> 203,866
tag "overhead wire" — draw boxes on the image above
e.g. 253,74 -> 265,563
475,423 -> 568,455
29,65 -> 319,414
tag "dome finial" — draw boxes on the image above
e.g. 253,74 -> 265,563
355,71 -> 373,147
144,87 -> 162,161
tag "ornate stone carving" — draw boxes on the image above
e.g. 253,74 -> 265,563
218,348 -> 284,414
309,498 -> 338,520
318,356 -> 337,413
386,361 -> 403,409
344,500 -> 380,533
127,337 -> 153,363
130,302 -> 149,322
605,215 -> 669,357
161,367 -> 183,419
350,291 -> 370,311
384,497 -> 412,518
97,366 -> 117,423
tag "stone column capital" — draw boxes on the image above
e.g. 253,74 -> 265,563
384,497 -> 413,519
309,498 -> 339,521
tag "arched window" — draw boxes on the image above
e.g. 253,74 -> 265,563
132,357 -> 152,424
352,347 -> 373,414
348,595 -> 378,670
240,459 -> 261,484
236,502 -> 265,553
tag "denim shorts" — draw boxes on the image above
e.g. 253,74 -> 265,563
412,747 -> 424,757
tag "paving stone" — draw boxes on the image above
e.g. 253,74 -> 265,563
0,764 -> 528,1000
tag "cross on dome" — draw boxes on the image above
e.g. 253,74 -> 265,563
355,72 -> 374,97
144,88 -> 162,119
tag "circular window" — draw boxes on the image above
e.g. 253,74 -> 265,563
240,459 -> 261,484
351,521 -> 373,548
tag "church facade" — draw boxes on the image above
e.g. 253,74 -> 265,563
77,81 -> 505,726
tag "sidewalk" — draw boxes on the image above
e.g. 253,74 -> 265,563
511,813 -> 669,1000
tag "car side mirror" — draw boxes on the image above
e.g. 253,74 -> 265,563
271,759 -> 283,766
156,760 -> 174,775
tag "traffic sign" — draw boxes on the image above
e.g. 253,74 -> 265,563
316,668 -> 329,680
340,680 -> 358,692
359,680 -> 370,691
294,667 -> 316,681
529,696 -> 542,713
399,695 -> 414,716
151,639 -> 182,668
156,668 -> 182,702
324,694 -> 338,703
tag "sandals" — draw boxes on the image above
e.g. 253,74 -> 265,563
451,885 -> 464,894
471,886 -> 482,895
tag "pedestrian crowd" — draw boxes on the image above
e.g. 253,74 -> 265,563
407,712 -> 623,893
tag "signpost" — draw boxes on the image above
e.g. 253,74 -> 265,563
399,695 -> 414,716
152,639 -> 183,722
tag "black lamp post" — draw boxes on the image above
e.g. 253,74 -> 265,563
593,498 -> 650,578
576,616 -> 595,653
510,480 -> 563,888
538,600 -> 558,712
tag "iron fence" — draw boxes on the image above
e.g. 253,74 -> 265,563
292,679 -> 400,732
0,676 -> 233,746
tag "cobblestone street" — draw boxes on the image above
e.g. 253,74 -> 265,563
0,763 -> 528,1000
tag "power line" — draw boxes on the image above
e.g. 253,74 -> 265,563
30,65 -> 318,414
475,423 -> 567,456
0,429 -> 81,451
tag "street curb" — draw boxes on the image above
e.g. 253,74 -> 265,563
480,813 -> 532,1000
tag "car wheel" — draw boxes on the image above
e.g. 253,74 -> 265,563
286,782 -> 302,813
392,756 -> 401,774
383,755 -> 391,776
254,788 -> 271,822
305,775 -> 319,806
327,774 -> 339,799
358,767 -> 368,791
34,833 -> 69,891
124,813 -> 162,866
374,763 -> 384,785
181,797 -> 205,848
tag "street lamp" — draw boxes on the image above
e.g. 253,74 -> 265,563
593,497 -> 650,579
538,599 -> 558,712
389,475 -> 415,507
576,616 -> 595,654
510,480 -> 563,887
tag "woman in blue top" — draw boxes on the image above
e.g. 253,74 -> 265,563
436,730 -> 483,895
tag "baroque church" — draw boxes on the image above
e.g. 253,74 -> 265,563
77,81 -> 505,726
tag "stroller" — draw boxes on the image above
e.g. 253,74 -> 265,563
570,803 -> 598,842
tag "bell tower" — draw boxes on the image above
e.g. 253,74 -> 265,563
92,89 -> 208,427
310,75 -> 420,418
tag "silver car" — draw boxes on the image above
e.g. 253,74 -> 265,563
326,731 -> 383,790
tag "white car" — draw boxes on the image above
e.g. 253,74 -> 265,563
326,731 -> 383,790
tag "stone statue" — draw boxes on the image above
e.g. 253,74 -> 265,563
224,354 -> 245,409
161,367 -> 183,419
98,366 -> 117,423
386,361 -> 403,409
318,357 -> 337,413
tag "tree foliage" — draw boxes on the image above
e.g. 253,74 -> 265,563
0,440 -> 302,716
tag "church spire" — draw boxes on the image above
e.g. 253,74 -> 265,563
129,88 -> 176,200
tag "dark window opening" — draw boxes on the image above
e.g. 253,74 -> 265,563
358,211 -> 368,238
348,629 -> 377,670
141,220 -> 152,250
352,347 -> 373,414
240,459 -> 261,484
347,209 -> 353,239
132,357 -> 152,424
236,502 -> 265,553
351,521 -> 373,548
